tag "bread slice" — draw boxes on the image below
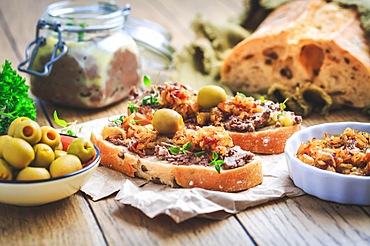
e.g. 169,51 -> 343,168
229,124 -> 301,154
221,0 -> 370,108
90,131 -> 263,192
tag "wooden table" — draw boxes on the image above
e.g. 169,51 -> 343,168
0,0 -> 369,245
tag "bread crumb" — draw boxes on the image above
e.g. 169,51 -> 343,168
237,180 -> 242,184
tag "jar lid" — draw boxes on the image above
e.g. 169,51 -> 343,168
125,17 -> 175,69
44,0 -> 129,32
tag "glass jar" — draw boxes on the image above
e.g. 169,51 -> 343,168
19,0 -> 140,109
124,17 -> 175,83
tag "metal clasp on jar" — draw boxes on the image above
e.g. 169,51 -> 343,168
18,19 -> 68,76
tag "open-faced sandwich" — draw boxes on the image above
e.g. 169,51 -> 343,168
90,82 -> 302,192
127,82 -> 302,154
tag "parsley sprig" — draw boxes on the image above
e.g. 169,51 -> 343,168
141,75 -> 160,106
142,94 -> 159,105
0,60 -> 36,135
128,102 -> 139,114
194,151 -> 206,157
165,142 -> 225,173
209,151 -> 225,174
127,75 -> 160,114
169,142 -> 192,155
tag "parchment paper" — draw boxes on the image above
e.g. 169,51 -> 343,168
77,117 -> 305,223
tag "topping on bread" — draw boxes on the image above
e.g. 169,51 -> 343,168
129,82 -> 302,154
90,112 -> 263,192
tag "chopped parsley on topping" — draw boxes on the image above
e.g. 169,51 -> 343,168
142,94 -> 159,106
128,102 -> 139,114
169,142 -> 192,155
194,151 -> 206,157
210,151 -> 225,174
141,75 -> 160,106
110,115 -> 125,126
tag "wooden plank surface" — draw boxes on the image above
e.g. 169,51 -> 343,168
87,199 -> 254,246
0,0 -> 369,245
0,194 -> 106,246
237,196 -> 370,245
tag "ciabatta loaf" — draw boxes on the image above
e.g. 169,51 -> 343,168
221,0 -> 370,109
90,117 -> 263,192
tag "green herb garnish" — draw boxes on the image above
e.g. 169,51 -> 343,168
141,75 -> 160,106
128,102 -> 139,114
209,151 -> 225,174
142,95 -> 159,106
260,96 -> 265,103
0,60 -> 36,135
169,142 -> 192,155
279,98 -> 289,115
109,115 -> 124,126
143,75 -> 151,86
194,151 -> 205,157
53,110 -> 81,137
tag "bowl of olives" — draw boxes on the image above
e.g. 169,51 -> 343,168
0,117 -> 100,206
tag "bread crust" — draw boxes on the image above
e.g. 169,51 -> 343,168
229,124 -> 301,154
90,131 -> 263,192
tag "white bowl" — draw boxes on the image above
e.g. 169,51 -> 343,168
0,135 -> 100,206
284,122 -> 370,205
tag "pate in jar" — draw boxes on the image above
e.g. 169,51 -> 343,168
19,0 -> 140,109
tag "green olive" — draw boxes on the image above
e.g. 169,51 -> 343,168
3,138 -> 35,169
54,150 -> 67,159
7,117 -> 31,136
0,135 -> 12,158
67,138 -> 95,163
49,154 -> 82,178
32,143 -> 55,168
152,108 -> 184,135
55,141 -> 64,151
16,167 -> 50,181
197,85 -> 227,108
0,159 -> 13,181
14,120 -> 42,145
40,126 -> 61,149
